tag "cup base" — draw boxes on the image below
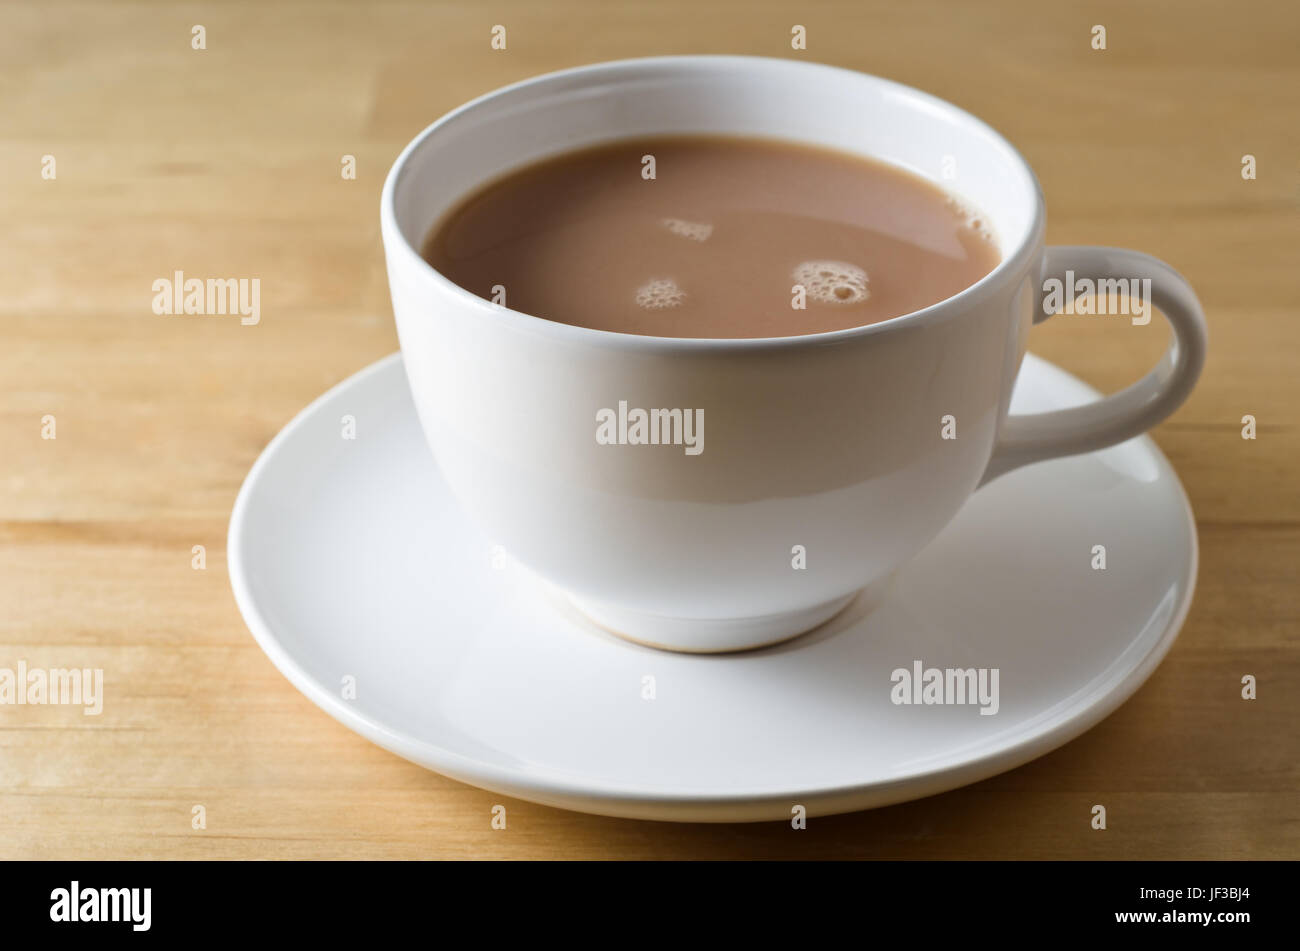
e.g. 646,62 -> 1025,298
564,590 -> 861,654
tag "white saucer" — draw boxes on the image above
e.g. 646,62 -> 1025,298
228,352 -> 1197,823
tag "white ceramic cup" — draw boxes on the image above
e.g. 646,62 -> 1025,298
381,55 -> 1207,653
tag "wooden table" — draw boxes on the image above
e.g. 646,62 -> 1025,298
2,0 -> 1296,859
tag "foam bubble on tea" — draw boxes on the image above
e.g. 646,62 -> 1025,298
792,260 -> 870,305
661,217 -> 713,242
635,277 -> 686,310
422,135 -> 1001,338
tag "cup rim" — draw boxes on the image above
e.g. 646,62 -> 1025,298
380,54 -> 1046,351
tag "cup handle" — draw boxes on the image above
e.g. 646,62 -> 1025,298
979,246 -> 1208,486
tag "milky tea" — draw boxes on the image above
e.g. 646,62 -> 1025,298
421,136 -> 1000,338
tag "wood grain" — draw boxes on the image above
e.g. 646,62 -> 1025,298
1,0 -> 1296,859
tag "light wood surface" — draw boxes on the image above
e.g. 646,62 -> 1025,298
2,0 -> 1296,859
